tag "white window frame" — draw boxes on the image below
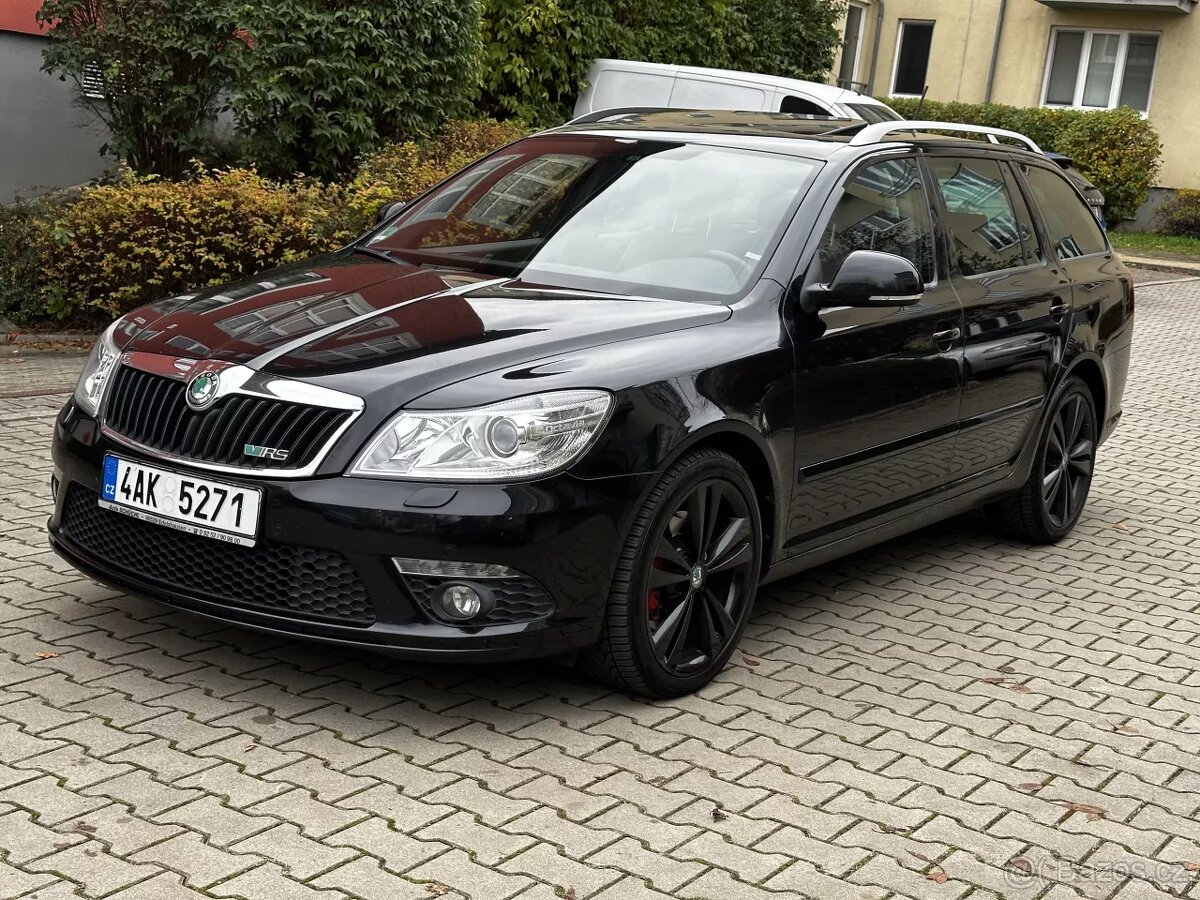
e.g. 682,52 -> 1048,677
838,3 -> 869,87
891,20 -> 936,99
1040,27 -> 1160,114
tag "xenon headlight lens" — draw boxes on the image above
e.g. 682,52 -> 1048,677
350,390 -> 613,482
74,321 -> 122,416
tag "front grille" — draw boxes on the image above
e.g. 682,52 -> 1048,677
403,573 -> 555,626
104,365 -> 351,470
61,486 -> 375,626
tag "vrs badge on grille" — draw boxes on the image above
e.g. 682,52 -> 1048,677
185,371 -> 220,411
244,444 -> 290,461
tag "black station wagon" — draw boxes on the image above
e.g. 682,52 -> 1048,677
50,111 -> 1134,696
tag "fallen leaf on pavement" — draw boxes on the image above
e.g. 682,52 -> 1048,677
425,884 -> 449,896
906,850 -> 950,884
648,776 -> 668,786
1010,684 -> 1033,694
711,807 -> 728,822
1016,783 -> 1044,792
998,665 -> 1017,674
742,656 -> 760,667
1007,856 -> 1034,875
70,822 -> 96,834
244,743 -> 256,752
1056,801 -> 1106,821
1183,862 -> 1200,873
564,888 -> 577,900
34,652 -> 59,660
1115,724 -> 1141,735
981,676 -> 1014,685
1113,522 -> 1128,531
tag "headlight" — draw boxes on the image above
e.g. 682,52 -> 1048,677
350,390 -> 613,482
74,321 -> 122,416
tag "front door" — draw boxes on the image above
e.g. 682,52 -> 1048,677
785,155 -> 964,546
925,153 -> 1068,477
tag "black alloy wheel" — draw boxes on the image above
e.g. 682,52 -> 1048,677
1041,391 -> 1095,530
989,376 -> 1098,543
645,479 -> 755,677
581,449 -> 762,697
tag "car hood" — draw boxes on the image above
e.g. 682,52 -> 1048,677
118,252 -> 731,409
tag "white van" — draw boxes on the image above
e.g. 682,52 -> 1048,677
573,59 -> 903,123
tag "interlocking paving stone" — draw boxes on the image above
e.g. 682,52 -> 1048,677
1,282 -> 1199,898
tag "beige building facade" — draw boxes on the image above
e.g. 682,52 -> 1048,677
832,0 -> 1199,193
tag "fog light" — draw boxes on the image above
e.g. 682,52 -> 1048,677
436,581 -> 496,622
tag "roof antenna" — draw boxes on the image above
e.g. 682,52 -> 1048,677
914,85 -> 929,119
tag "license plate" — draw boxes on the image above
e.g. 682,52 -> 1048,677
100,455 -> 262,547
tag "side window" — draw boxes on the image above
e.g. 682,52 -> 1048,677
780,95 -> 831,116
928,157 -> 1036,276
1021,165 -> 1107,259
818,157 -> 936,284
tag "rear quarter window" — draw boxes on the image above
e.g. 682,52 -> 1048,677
1021,165 -> 1107,260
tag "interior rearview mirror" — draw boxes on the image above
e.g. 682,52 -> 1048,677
803,250 -> 924,311
375,200 -> 407,225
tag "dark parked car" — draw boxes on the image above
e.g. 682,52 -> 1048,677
49,111 -> 1134,697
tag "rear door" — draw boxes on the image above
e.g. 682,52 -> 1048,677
925,152 -> 1069,478
786,154 -> 964,543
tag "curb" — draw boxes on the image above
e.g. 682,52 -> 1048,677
0,331 -> 94,350
1118,254 -> 1200,277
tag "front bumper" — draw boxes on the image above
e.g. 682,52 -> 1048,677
48,399 -> 646,662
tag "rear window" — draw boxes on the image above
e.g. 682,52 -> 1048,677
1021,165 -> 1107,259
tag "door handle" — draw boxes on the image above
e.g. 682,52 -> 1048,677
1049,296 -> 1071,320
933,327 -> 961,352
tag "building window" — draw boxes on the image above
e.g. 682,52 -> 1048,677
1043,29 -> 1159,113
892,21 -> 934,97
837,4 -> 867,91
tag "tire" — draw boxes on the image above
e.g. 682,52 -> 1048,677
988,376 -> 1098,544
580,448 -> 762,697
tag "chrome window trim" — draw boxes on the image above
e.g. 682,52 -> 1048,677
101,362 -> 365,478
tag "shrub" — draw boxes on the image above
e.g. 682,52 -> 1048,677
0,195 -> 70,328
2,119 -> 526,326
38,0 -> 246,179
233,0 -> 483,180
883,98 -> 1161,222
1155,190 -> 1200,239
1057,108 -> 1161,223
43,166 -> 346,320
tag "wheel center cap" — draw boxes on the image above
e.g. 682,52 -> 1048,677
690,565 -> 706,589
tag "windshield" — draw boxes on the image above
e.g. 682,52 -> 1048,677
366,136 -> 820,302
845,102 -> 903,124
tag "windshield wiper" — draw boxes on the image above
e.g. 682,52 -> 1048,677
348,245 -> 406,266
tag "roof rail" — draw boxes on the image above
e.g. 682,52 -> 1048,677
565,106 -> 847,126
848,120 -> 1044,155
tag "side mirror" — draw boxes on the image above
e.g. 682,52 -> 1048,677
375,200 -> 406,225
803,250 -> 923,311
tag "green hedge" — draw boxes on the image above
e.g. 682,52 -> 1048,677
883,98 -> 1161,222
0,120 -> 528,329
476,0 -> 845,124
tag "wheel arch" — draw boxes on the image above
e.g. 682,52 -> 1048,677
657,421 -> 783,575
1063,354 -> 1107,425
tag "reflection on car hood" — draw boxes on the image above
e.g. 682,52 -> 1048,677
116,253 -> 731,404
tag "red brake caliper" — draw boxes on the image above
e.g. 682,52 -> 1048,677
648,559 -> 664,625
